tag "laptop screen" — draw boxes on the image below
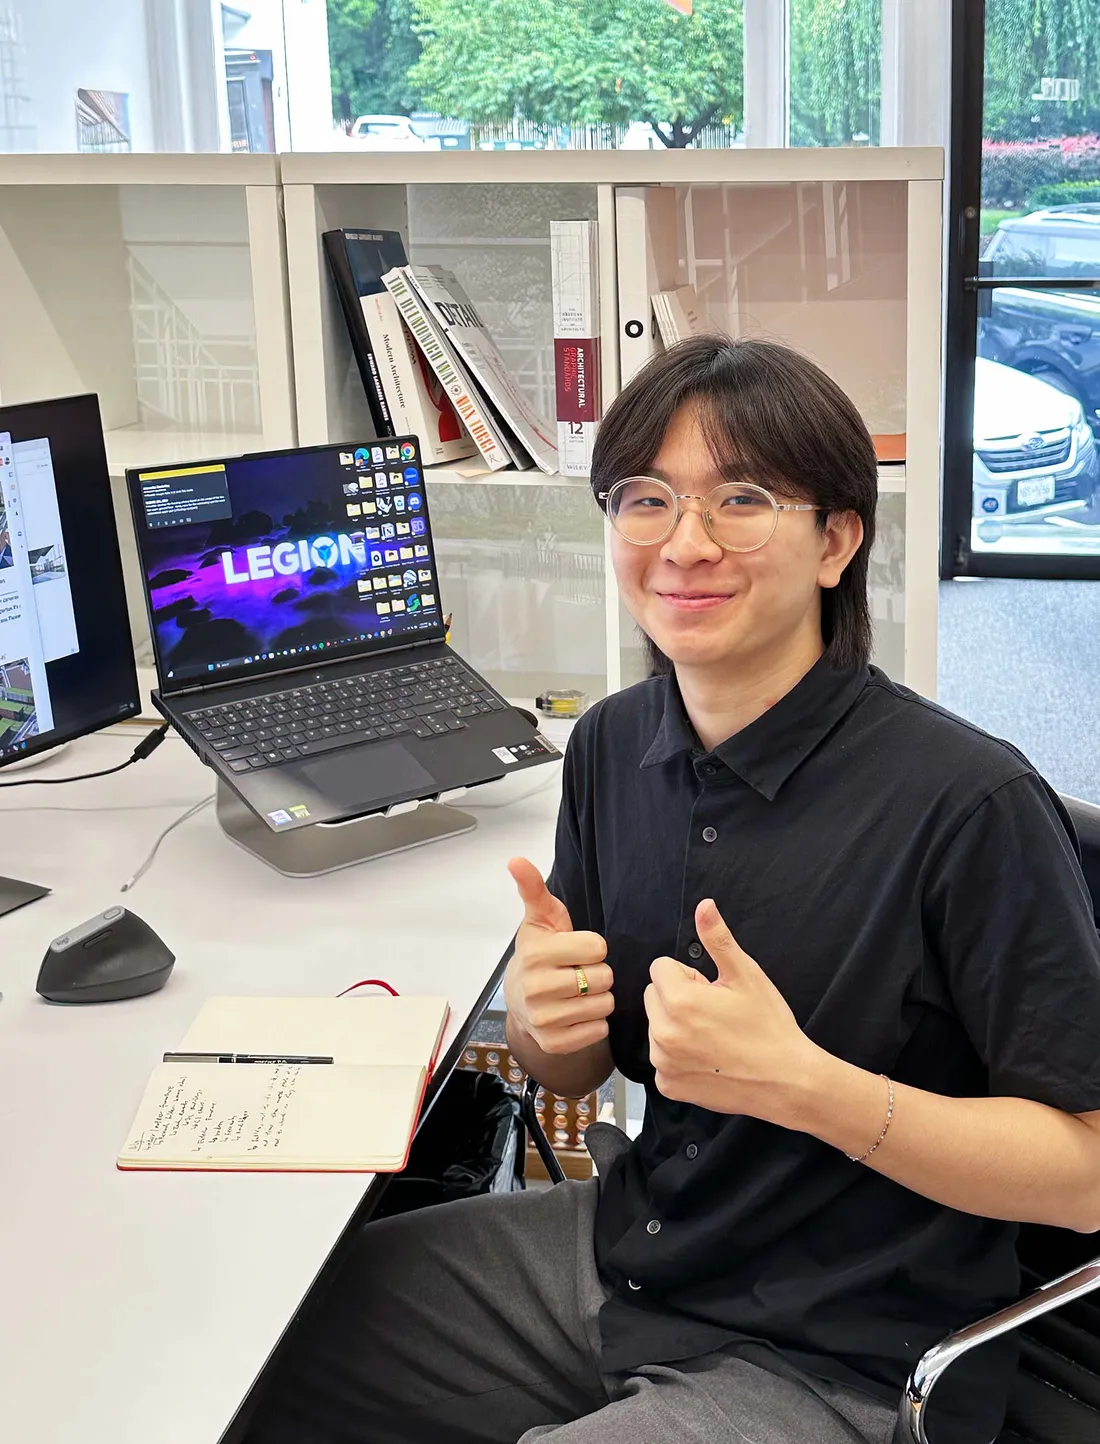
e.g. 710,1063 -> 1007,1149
127,437 -> 446,694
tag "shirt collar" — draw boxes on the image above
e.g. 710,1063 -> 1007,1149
640,655 -> 870,800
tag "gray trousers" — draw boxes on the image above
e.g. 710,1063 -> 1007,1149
248,1169 -> 899,1444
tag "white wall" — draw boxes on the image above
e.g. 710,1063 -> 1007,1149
0,0 -> 331,155
9,0 -> 156,152
219,0 -> 332,153
283,0 -> 333,151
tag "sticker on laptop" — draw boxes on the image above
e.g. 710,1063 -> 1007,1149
288,804 -> 311,820
493,738 -> 560,767
268,809 -> 293,827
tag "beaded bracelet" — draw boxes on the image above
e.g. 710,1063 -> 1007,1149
847,1074 -> 895,1164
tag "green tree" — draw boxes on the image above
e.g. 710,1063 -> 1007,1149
327,0 -> 379,124
789,0 -> 881,148
983,0 -> 1100,140
409,0 -> 744,147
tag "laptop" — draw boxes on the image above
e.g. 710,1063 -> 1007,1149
126,435 -> 561,833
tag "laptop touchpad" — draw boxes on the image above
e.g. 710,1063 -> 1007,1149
302,742 -> 437,809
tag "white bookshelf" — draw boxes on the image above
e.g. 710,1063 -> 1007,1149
0,153 -> 295,479
0,153 -> 298,669
282,148 -> 942,699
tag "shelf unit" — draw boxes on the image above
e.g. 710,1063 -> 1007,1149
282,148 -> 943,699
0,153 -> 297,663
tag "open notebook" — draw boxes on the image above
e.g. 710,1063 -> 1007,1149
118,995 -> 450,1173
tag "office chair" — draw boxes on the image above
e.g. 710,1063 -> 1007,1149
518,792 -> 1100,1444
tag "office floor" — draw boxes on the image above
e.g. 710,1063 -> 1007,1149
938,579 -> 1100,806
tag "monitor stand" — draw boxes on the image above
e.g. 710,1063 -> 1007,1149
215,782 -> 477,878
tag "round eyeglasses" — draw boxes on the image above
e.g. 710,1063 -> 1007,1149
598,477 -> 820,553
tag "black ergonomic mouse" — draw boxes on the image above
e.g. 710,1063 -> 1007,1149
36,908 -> 175,1003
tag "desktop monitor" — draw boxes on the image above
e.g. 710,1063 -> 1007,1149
0,394 -> 141,914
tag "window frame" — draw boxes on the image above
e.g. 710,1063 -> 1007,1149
941,0 -> 1100,581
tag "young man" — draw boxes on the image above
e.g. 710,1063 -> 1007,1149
250,339 -> 1100,1444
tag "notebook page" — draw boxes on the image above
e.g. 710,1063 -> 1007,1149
176,996 -> 449,1068
117,1062 -> 424,1171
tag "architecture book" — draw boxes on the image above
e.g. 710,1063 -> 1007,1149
381,266 -> 517,471
402,265 -> 559,475
323,227 -> 410,437
360,289 -> 475,464
550,220 -> 602,477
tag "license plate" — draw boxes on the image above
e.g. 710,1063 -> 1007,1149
1017,475 -> 1057,507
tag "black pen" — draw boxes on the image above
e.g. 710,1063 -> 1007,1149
162,1052 -> 334,1065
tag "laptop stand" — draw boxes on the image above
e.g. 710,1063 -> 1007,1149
215,782 -> 477,878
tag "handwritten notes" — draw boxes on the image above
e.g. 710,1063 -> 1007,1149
118,1062 -> 425,1171
123,1066 -> 302,1158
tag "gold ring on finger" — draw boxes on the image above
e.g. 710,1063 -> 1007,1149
574,966 -> 589,997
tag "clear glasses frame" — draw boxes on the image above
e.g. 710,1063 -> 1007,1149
597,477 -> 820,553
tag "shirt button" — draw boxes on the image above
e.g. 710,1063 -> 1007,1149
628,1279 -> 642,1291
701,763 -> 716,777
702,826 -> 717,843
646,1219 -> 661,1234
686,1143 -> 699,1160
688,941 -> 703,959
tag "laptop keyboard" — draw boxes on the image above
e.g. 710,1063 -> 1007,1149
185,656 -> 507,774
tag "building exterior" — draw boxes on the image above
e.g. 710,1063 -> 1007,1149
0,0 -> 333,155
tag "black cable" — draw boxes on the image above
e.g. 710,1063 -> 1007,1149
0,723 -> 171,788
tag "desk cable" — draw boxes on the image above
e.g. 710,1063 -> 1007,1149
120,794 -> 216,893
461,763 -> 563,810
0,723 -> 171,789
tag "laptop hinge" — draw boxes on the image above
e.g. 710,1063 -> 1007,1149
160,632 -> 447,699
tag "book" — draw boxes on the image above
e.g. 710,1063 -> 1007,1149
550,220 -> 602,477
323,228 -> 410,437
381,266 -> 517,472
615,188 -> 665,384
360,289 -> 476,464
402,265 -> 559,475
117,995 -> 450,1173
652,285 -> 704,347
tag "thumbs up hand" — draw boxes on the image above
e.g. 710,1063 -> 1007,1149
503,857 -> 614,1057
644,898 -> 817,1120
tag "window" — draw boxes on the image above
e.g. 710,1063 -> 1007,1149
789,0 -> 882,147
0,1 -> 956,157
943,0 -> 1100,580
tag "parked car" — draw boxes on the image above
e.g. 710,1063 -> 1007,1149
980,204 -> 1100,426
972,357 -> 1099,543
348,115 -> 439,151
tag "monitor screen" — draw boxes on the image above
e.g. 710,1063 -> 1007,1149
127,437 -> 446,695
0,394 -> 140,768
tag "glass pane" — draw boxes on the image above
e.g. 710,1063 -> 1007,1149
0,185 -> 260,474
789,0 -> 882,148
329,1 -> 745,152
973,3 -> 1100,559
641,181 -> 907,440
408,184 -> 598,426
427,480 -> 606,699
940,576 -> 1100,804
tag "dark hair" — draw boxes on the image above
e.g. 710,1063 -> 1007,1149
590,335 -> 878,674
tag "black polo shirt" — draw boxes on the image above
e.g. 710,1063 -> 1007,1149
547,658 -> 1100,1443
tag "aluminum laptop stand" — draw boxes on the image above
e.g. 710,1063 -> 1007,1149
215,782 -> 477,878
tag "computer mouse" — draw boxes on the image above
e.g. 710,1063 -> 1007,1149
36,908 -> 175,1004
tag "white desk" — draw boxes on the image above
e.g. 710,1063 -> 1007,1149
0,729 -> 562,1444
